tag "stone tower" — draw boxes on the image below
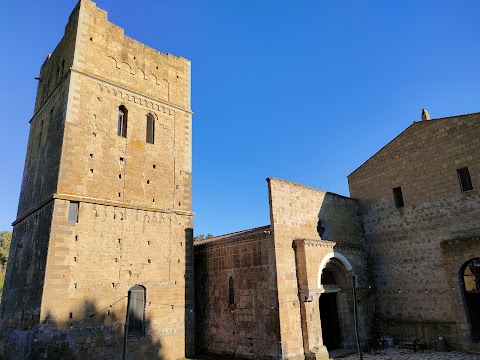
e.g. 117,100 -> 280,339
0,1 -> 194,359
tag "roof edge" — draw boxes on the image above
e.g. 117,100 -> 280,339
347,111 -> 480,178
194,225 -> 271,246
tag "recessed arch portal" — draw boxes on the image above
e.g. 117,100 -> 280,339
461,258 -> 480,341
318,252 -> 356,351
318,252 -> 353,288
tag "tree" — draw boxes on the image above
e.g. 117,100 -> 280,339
0,230 -> 12,300
0,231 -> 12,269
193,233 -> 214,242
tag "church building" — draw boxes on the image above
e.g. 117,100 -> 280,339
1,0 -> 479,359
195,111 -> 480,359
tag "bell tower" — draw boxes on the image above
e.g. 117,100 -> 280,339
1,1 -> 194,358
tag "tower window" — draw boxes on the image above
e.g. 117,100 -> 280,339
128,285 -> 146,334
117,106 -> 128,138
458,167 -> 473,192
393,187 -> 404,208
146,113 -> 155,144
68,201 -> 79,223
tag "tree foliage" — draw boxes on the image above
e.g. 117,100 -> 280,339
0,231 -> 12,269
193,233 -> 214,242
0,230 -> 12,300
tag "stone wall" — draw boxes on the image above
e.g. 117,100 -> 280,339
194,227 -> 280,359
440,237 -> 480,352
267,178 -> 368,359
348,113 -> 480,351
1,0 -> 194,358
1,202 -> 55,327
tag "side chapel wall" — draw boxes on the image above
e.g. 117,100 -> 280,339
194,228 -> 280,359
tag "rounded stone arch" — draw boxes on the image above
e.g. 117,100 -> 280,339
317,252 -> 354,288
459,257 -> 480,342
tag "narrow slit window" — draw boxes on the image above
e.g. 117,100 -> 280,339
68,201 -> 79,223
146,113 -> 155,144
117,106 -> 128,138
458,167 -> 473,192
393,187 -> 404,208
228,276 -> 235,306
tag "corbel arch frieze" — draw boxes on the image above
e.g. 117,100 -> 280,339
107,55 -> 170,99
97,82 -> 176,117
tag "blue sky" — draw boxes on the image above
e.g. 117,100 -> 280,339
1,1 -> 480,236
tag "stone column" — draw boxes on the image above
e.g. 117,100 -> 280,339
299,290 -> 329,360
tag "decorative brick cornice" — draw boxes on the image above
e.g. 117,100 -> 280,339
12,192 -> 194,226
70,68 -> 193,115
294,239 -> 336,248
293,238 -> 364,252
440,236 -> 480,251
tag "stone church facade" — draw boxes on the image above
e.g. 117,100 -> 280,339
348,112 -> 480,354
195,178 -> 371,359
195,113 -> 480,359
0,1 -> 194,359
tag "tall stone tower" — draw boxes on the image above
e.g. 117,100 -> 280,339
0,1 -> 194,359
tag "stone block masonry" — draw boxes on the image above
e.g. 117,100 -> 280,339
194,227 -> 280,359
0,0 -> 194,359
195,178 -> 371,360
348,113 -> 480,353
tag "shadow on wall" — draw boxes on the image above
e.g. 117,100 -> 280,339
0,297 -> 164,360
184,228 -> 195,358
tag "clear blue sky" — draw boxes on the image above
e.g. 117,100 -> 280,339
1,1 -> 480,236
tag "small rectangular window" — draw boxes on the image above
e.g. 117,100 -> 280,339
458,167 -> 473,192
68,202 -> 79,222
393,187 -> 404,208
146,114 -> 155,144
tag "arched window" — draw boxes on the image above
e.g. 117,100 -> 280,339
118,106 -> 128,138
461,258 -> 480,341
128,285 -> 145,334
146,113 -> 155,144
228,276 -> 235,306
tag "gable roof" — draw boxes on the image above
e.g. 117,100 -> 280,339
348,112 -> 480,178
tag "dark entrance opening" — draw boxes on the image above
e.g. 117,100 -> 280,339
462,258 -> 480,342
320,292 -> 341,351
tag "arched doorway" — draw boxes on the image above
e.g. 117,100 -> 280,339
318,256 -> 355,350
461,258 -> 480,342
320,268 -> 341,350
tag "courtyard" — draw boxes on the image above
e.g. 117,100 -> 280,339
340,348 -> 480,360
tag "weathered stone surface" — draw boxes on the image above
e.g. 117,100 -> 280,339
348,113 -> 480,353
1,1 -> 193,359
195,179 -> 370,359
